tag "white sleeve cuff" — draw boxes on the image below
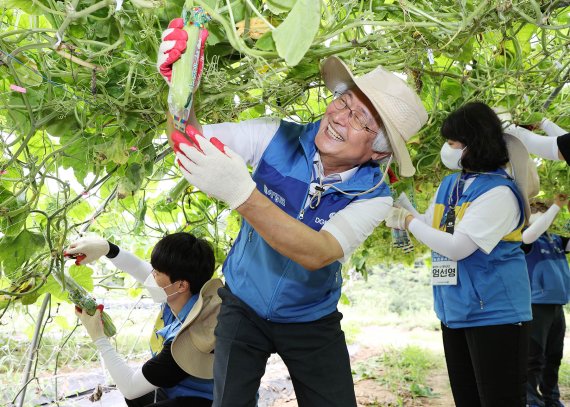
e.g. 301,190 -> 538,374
395,192 -> 421,218
522,204 -> 561,244
321,196 -> 393,263
108,250 -> 153,284
540,118 -> 568,138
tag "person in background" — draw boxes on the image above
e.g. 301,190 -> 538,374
65,233 -> 222,407
523,194 -> 570,407
386,102 -> 533,406
158,24 -> 428,406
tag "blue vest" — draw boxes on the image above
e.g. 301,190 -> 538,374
431,171 -> 531,328
526,233 -> 570,304
223,120 -> 391,322
151,297 -> 214,400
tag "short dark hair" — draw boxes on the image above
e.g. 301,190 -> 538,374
441,102 -> 509,172
150,232 -> 215,295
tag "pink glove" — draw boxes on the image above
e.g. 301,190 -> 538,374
171,124 -> 226,158
175,132 -> 256,210
157,18 -> 188,84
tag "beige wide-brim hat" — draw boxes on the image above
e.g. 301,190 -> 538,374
503,133 -> 540,224
320,56 -> 428,177
171,278 -> 223,379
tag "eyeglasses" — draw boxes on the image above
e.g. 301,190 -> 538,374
332,94 -> 378,135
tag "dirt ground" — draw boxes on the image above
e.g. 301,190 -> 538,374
262,348 -> 453,407
260,325 -> 454,407
37,324 -> 570,407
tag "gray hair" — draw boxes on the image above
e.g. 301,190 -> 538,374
372,125 -> 392,153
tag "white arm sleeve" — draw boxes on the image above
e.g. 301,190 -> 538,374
522,204 -> 561,244
540,118 -> 568,138
395,192 -> 421,218
395,192 -> 435,224
108,250 -> 153,284
321,195 -> 393,263
408,220 -> 479,261
94,338 -> 157,400
202,118 -> 280,167
505,124 -> 561,161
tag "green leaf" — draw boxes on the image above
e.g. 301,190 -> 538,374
286,62 -> 320,80
272,0 -> 321,66
117,163 -> 145,198
4,0 -> 44,14
266,0 -> 297,14
20,291 -> 40,305
94,138 -> 130,166
255,30 -> 276,51
37,276 -> 69,301
69,265 -> 94,292
0,186 -> 28,237
0,230 -> 46,279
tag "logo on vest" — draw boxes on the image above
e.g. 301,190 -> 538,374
263,184 -> 286,207
314,212 -> 337,226
540,249 -> 551,255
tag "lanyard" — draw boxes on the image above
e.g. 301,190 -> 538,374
440,169 -> 512,233
441,172 -> 476,233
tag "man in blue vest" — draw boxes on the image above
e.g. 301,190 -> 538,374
523,195 -> 570,407
159,42 -> 428,405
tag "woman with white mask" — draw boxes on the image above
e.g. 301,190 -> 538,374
386,102 -> 533,406
65,233 -> 222,407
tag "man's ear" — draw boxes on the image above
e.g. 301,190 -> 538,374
372,151 -> 391,161
178,280 -> 191,294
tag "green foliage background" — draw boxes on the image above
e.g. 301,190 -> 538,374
1,0 -> 569,311
1,1 -> 570,403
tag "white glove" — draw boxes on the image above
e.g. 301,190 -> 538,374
64,235 -> 110,265
175,136 -> 257,209
385,207 -> 412,230
395,192 -> 415,212
75,305 -> 106,342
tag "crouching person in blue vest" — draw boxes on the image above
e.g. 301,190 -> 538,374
66,233 -> 222,407
386,102 -> 535,406
523,195 -> 570,407
161,52 -> 427,405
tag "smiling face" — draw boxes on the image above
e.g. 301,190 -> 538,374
315,88 -> 384,174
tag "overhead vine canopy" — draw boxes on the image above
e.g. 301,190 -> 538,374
1,0 -> 569,305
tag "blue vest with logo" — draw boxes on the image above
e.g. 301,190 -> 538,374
526,233 -> 570,304
431,171 -> 531,328
223,120 -> 391,322
151,297 -> 213,400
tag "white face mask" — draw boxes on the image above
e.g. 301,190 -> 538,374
528,212 -> 544,225
143,273 -> 179,303
440,143 -> 466,170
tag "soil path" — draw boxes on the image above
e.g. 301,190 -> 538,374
260,325 -> 454,407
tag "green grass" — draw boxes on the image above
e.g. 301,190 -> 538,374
341,265 -> 439,330
352,345 -> 443,402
